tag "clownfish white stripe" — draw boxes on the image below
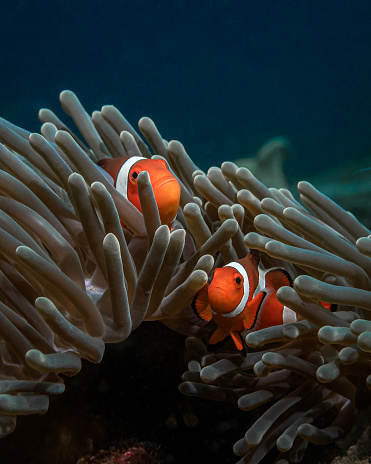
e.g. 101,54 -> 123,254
253,265 -> 267,298
219,262 -> 250,318
116,156 -> 145,199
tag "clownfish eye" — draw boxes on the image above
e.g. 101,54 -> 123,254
235,277 -> 242,284
131,171 -> 138,181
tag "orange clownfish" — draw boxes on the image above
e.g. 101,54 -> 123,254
192,254 -> 295,351
97,156 -> 181,227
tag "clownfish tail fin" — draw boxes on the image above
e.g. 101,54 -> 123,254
320,301 -> 338,312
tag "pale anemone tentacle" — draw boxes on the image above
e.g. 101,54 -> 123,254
100,105 -> 151,158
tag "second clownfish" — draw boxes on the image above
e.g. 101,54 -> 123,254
192,254 -> 295,351
97,156 -> 181,228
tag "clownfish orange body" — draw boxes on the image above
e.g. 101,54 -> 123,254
97,156 -> 181,228
192,254 -> 295,351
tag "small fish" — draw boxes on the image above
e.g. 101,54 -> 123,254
97,156 -> 181,227
192,254 -> 294,351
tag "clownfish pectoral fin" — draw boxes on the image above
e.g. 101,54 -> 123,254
242,292 -> 266,330
192,284 -> 212,322
264,268 -> 292,291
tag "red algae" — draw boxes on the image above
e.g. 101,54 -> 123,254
77,439 -> 163,464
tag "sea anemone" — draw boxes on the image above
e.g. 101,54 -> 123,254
0,90 -> 237,440
0,90 -> 369,464
180,175 -> 371,463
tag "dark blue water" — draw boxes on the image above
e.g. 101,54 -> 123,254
1,0 -> 371,182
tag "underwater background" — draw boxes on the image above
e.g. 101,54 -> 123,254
1,1 -> 371,463
2,0 -> 371,185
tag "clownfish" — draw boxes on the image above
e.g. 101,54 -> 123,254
97,156 -> 181,228
192,254 -> 295,351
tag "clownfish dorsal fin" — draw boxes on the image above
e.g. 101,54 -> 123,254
97,157 -> 129,185
192,284 -> 213,322
264,268 -> 292,291
96,164 -> 115,185
242,291 -> 266,330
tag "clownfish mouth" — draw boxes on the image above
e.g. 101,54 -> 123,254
151,176 -> 179,193
151,176 -> 181,226
208,286 -> 241,315
208,286 -> 227,300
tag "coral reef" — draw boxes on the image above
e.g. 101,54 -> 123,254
304,162 -> 371,230
234,137 -> 290,189
0,90 -> 369,463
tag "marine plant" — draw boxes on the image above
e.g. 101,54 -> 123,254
0,90 -> 369,463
